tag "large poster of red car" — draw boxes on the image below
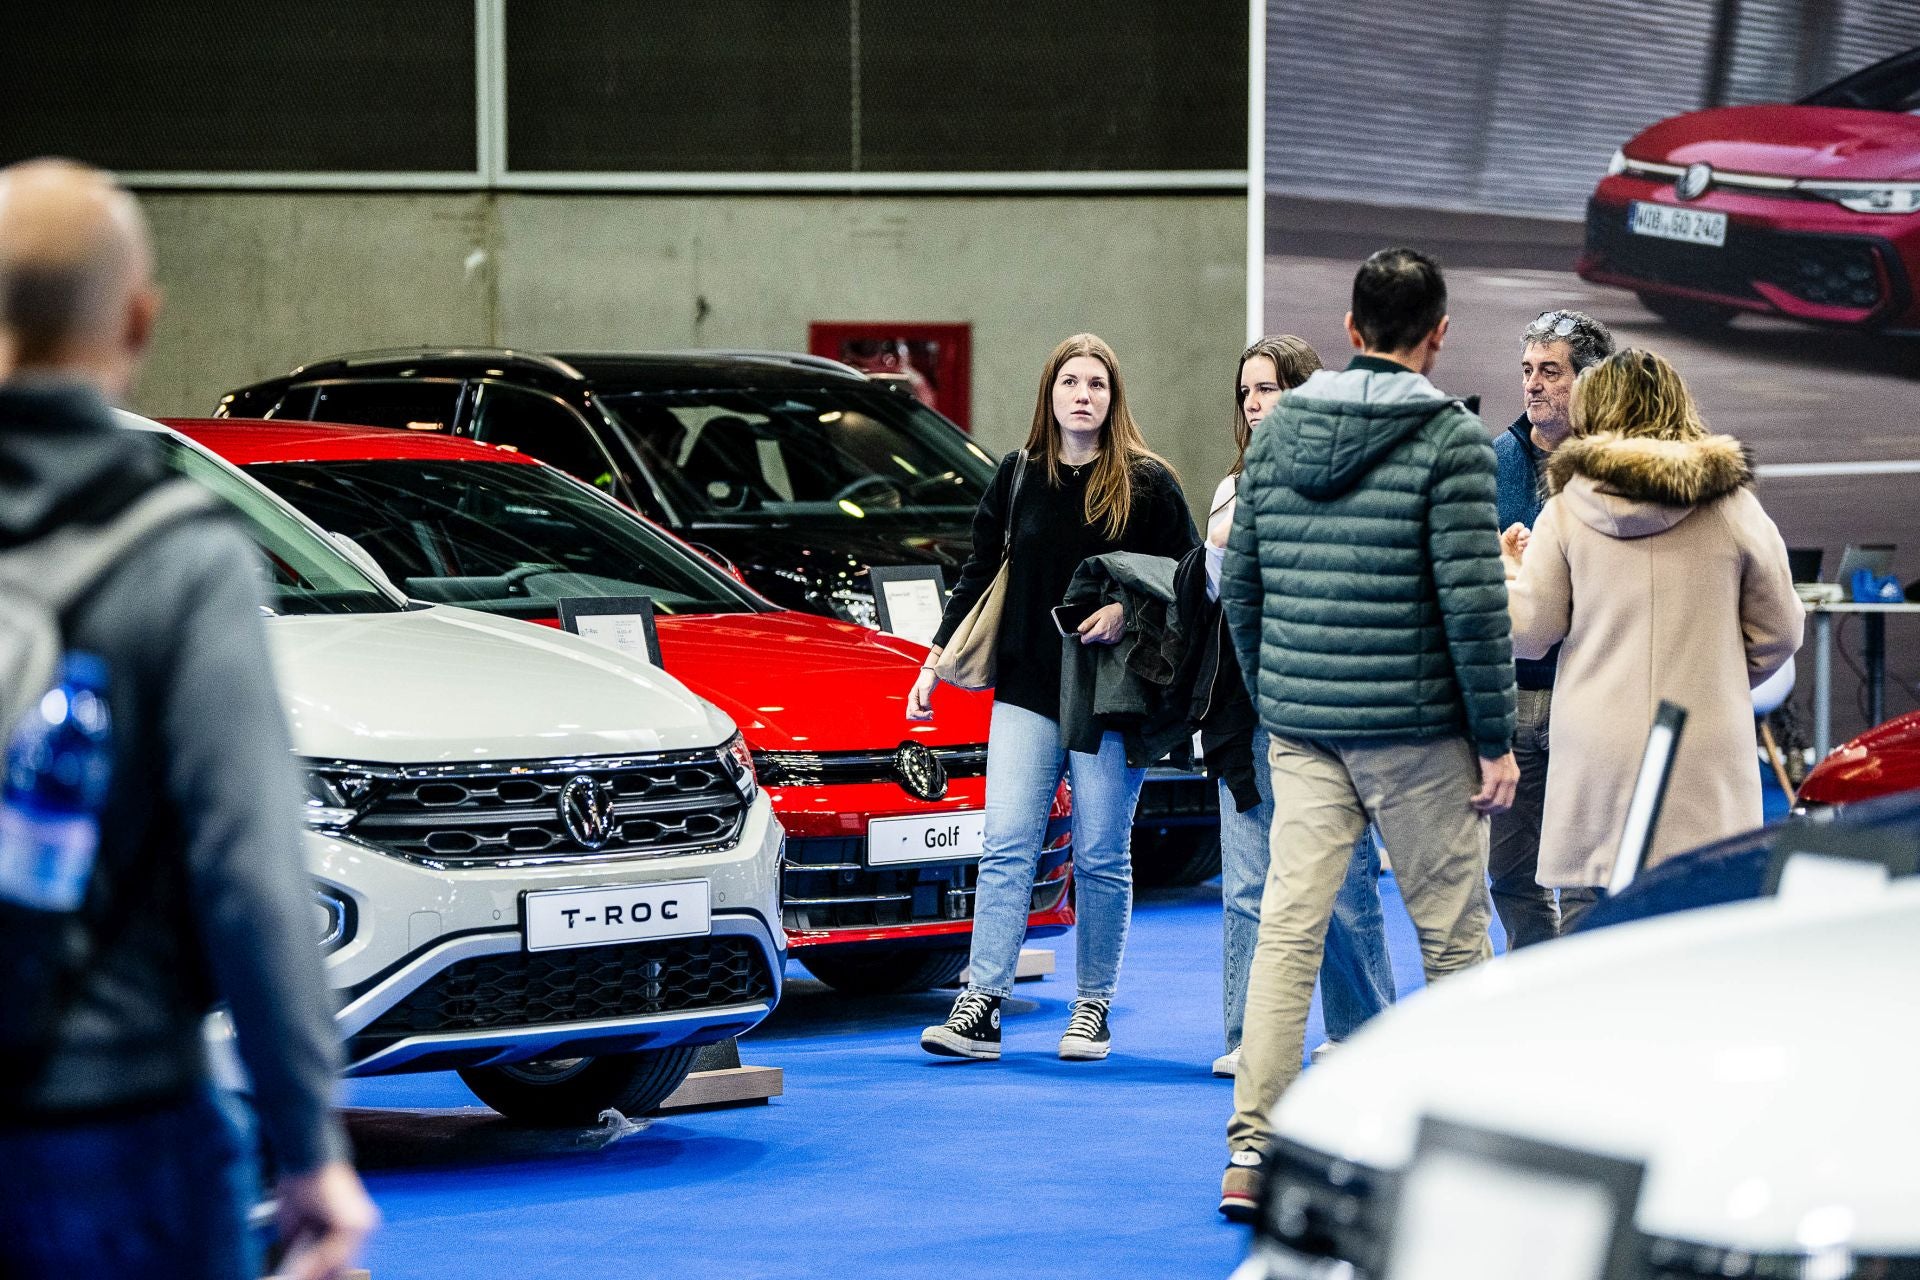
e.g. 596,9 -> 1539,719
808,322 -> 972,432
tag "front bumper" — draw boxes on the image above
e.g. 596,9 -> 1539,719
1577,175 -> 1920,329
312,790 -> 785,1074
773,777 -> 1074,948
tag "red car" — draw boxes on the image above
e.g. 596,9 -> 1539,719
168,418 -> 1074,993
1797,709 -> 1920,809
1579,46 -> 1920,333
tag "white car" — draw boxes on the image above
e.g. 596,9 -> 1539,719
1239,879 -> 1920,1276
133,414 -> 785,1124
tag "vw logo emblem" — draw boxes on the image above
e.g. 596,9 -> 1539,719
558,774 -> 617,849
1675,162 -> 1713,201
892,741 -> 949,802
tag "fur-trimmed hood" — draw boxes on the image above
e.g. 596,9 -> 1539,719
1547,432 -> 1754,541
1548,432 -> 1753,505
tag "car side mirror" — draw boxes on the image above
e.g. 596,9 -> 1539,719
328,531 -> 401,595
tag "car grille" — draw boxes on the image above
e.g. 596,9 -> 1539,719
1585,202 -> 1904,315
754,744 -> 987,789
782,835 -> 1069,932
357,936 -> 774,1045
345,753 -> 747,867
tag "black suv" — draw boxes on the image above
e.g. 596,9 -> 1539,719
217,348 -> 1219,883
219,348 -> 990,625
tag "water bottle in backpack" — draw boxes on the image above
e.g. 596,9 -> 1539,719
0,653 -> 113,913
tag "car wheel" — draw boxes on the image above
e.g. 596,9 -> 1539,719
458,1046 -> 700,1125
1132,826 -> 1223,888
1637,292 -> 1737,332
801,944 -> 971,994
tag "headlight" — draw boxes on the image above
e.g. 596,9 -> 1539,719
828,586 -> 880,629
303,766 -> 379,831
1606,147 -> 1627,176
718,732 -> 758,805
314,885 -> 354,952
1799,183 -> 1920,215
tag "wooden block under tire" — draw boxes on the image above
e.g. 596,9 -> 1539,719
652,1065 -> 784,1114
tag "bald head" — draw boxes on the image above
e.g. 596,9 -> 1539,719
0,158 -> 158,397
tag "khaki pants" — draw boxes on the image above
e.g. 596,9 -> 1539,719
1228,733 -> 1494,1152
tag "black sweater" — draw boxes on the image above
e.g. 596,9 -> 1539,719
934,450 -> 1197,720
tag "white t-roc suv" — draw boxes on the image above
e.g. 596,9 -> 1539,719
135,414 -> 784,1124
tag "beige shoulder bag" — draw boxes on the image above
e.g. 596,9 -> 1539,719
932,451 -> 1027,691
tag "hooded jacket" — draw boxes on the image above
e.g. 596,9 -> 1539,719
0,381 -> 345,1175
1509,430 -> 1803,886
1220,358 -> 1515,756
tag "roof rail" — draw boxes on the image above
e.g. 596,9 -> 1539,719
698,349 -> 868,380
291,347 -> 586,381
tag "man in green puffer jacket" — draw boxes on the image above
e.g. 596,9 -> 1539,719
1216,248 -> 1518,1219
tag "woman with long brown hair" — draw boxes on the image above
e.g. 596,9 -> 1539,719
1505,349 -> 1801,925
1203,336 -> 1395,1082
907,333 -> 1195,1061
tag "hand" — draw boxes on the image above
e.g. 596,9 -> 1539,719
1500,522 -> 1530,563
1470,752 -> 1520,815
273,1161 -> 378,1280
906,664 -> 939,720
1076,602 -> 1126,645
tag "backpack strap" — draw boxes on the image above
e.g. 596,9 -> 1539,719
0,480 -> 221,614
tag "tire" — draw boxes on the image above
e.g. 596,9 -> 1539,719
801,944 -> 971,994
1637,292 -> 1736,332
1132,826 -> 1223,888
458,1045 -> 700,1125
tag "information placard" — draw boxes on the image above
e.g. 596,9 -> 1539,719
1385,1118 -> 1644,1280
557,595 -> 663,668
868,565 -> 948,648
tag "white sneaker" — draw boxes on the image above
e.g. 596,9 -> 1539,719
1309,1039 -> 1338,1064
1211,1046 -> 1241,1077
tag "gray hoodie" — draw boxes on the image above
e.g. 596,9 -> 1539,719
0,380 -> 345,1174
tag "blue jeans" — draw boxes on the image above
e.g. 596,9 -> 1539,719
1221,728 -> 1396,1052
967,700 -> 1146,999
0,1086 -> 259,1279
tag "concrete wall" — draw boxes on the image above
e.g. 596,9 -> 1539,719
134,192 -> 1246,518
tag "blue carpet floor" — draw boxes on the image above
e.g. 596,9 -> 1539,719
340,770 -> 1783,1279
340,876 -> 1434,1280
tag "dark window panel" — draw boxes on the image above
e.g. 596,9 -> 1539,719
506,0 -> 853,172
0,1 -> 476,173
858,1 -> 1247,172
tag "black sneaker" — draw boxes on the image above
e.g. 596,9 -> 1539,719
920,990 -> 1001,1059
1058,998 -> 1111,1060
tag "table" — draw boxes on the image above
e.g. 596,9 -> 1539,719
1805,601 -> 1920,758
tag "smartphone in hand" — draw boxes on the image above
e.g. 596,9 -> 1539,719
1051,603 -> 1098,637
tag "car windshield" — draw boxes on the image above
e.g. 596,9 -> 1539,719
594,385 -> 997,522
1803,48 -> 1920,112
243,458 -> 759,618
158,437 -> 403,617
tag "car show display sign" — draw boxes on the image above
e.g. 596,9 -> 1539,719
1385,1118 -> 1644,1280
868,564 -> 948,647
559,595 -> 662,667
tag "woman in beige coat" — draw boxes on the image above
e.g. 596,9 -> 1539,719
1504,349 -> 1802,912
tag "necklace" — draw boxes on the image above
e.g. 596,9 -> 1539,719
1061,456 -> 1094,478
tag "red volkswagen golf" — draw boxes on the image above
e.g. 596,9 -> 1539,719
169,418 -> 1074,993
1579,46 -> 1920,332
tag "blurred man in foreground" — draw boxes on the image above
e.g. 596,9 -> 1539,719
0,158 -> 375,1280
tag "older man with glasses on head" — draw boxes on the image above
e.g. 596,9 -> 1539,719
1491,308 -> 1615,945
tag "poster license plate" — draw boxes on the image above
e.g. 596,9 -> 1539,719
1628,201 -> 1727,247
523,880 -> 711,951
